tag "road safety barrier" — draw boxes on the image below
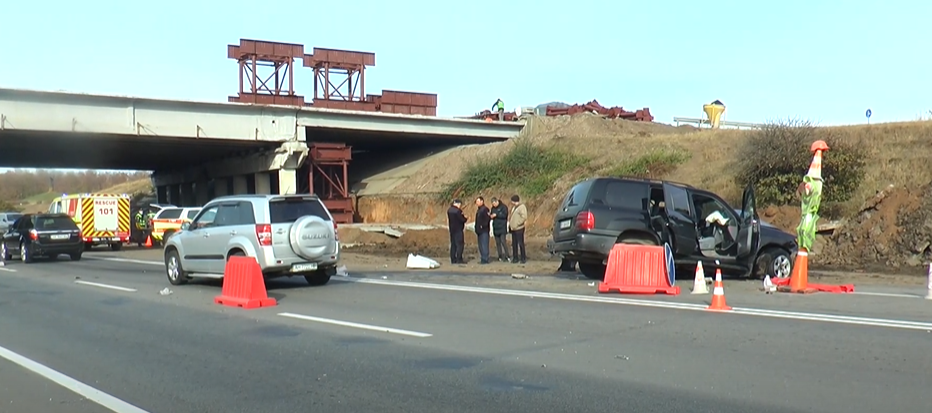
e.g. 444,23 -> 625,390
214,256 -> 277,309
598,244 -> 679,295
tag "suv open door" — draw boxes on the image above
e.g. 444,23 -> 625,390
736,185 -> 761,259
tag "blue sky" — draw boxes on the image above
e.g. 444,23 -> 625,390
1,0 -> 929,127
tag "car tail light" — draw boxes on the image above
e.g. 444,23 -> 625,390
575,211 -> 595,231
255,224 -> 272,246
29,229 -> 38,240
333,221 -> 339,241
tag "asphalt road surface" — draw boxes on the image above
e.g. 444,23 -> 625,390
0,254 -> 929,413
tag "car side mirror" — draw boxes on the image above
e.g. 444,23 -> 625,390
181,222 -> 192,231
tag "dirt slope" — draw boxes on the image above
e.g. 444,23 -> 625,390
357,115 -> 932,270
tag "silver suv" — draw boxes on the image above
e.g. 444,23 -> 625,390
163,194 -> 340,286
0,212 -> 23,234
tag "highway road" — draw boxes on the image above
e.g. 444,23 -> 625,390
0,254 -> 930,412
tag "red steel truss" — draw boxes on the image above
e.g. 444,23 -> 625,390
303,48 -> 375,104
308,143 -> 353,223
228,39 -> 306,106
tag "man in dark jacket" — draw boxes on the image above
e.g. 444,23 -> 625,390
489,197 -> 510,262
474,196 -> 491,264
447,199 -> 467,264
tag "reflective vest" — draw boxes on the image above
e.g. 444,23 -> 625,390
496,100 -> 504,110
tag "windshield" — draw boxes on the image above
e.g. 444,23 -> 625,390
34,216 -> 77,231
268,198 -> 329,223
6,213 -> 22,222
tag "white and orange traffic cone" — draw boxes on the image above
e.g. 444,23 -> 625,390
707,268 -> 732,311
691,261 -> 709,294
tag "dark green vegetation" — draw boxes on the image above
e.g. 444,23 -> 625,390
734,119 -> 866,217
439,139 -> 588,201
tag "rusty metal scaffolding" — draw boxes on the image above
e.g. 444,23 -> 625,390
303,48 -> 375,102
307,143 -> 353,223
228,39 -> 306,106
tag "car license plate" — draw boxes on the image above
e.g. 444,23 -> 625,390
292,263 -> 318,272
50,234 -> 69,240
560,220 -> 571,229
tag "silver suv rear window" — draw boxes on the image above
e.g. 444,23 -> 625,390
268,198 -> 329,223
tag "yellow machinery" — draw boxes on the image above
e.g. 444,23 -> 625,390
703,100 -> 726,129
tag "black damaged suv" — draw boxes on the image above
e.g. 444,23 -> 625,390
551,177 -> 798,280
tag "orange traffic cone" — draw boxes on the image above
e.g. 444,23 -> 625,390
144,235 -> 153,248
706,268 -> 732,311
783,248 -> 816,293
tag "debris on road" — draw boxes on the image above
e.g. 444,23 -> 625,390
763,275 -> 776,294
406,253 -> 440,269
336,265 -> 348,277
511,273 -> 527,280
159,288 -> 172,296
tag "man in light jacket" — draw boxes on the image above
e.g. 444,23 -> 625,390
508,194 -> 528,264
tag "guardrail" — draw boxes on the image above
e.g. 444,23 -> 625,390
673,117 -> 764,130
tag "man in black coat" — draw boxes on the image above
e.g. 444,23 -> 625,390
474,196 -> 491,264
489,197 -> 510,262
447,199 -> 467,264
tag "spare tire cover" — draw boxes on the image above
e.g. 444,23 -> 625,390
289,215 -> 334,260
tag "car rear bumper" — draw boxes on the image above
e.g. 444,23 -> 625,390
262,258 -> 340,275
32,241 -> 83,256
552,233 -> 617,263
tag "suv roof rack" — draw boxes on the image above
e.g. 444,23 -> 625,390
598,176 -> 695,188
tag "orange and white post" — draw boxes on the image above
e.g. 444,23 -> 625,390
925,263 -> 932,300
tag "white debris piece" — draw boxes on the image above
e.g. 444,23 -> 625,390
763,275 -> 776,294
511,273 -> 527,279
406,253 -> 440,270
383,228 -> 404,238
336,265 -> 348,277
159,287 -> 173,296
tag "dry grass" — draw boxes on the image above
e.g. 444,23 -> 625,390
99,178 -> 153,195
381,115 -> 932,231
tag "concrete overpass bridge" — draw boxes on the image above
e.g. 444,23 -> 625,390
0,88 -> 524,220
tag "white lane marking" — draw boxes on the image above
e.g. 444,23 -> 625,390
851,291 -> 921,299
91,257 -> 162,266
92,257 -> 932,331
337,278 -> 932,332
0,344 -> 150,413
278,312 -> 433,338
74,280 -> 138,292
0,267 -> 16,272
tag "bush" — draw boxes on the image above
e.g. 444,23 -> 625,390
608,147 -> 691,178
734,119 -> 866,208
0,200 -> 20,212
439,139 -> 588,200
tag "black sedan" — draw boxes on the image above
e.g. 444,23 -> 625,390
1,213 -> 84,263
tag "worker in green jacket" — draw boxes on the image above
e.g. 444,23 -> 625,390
492,98 -> 505,121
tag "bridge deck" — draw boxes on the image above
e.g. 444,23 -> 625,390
0,88 -> 523,141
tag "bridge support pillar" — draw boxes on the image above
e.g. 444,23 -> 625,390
168,185 -> 181,206
180,183 -> 195,206
254,172 -> 272,195
156,186 -> 169,205
232,175 -> 248,195
278,169 -> 297,195
195,178 -> 210,205
214,178 -> 229,197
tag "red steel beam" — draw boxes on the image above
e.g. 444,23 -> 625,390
228,39 -> 305,105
